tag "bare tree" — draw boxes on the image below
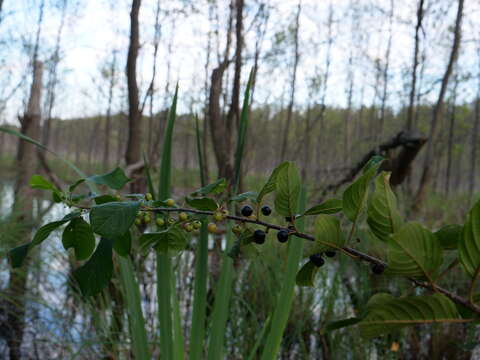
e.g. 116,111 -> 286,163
3,61 -> 43,360
279,0 -> 301,162
406,0 -> 425,131
125,0 -> 143,191
445,71 -> 459,194
103,50 -> 117,170
414,0 -> 464,210
469,48 -> 480,200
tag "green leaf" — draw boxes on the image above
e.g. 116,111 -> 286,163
230,191 -> 258,202
322,317 -> 362,334
386,222 -> 443,280
274,162 -> 301,217
459,200 -> 480,278
139,227 -> 187,253
295,261 -> 319,287
62,218 -> 96,260
303,198 -> 342,216
33,220 -> 69,246
86,167 -> 130,190
69,179 -> 85,193
305,215 -> 345,256
367,172 -> 403,241
342,159 -> 383,223
358,293 -> 460,338
191,178 -> 227,197
113,231 -> 132,257
90,201 -> 140,239
185,197 -> 218,211
73,238 -> 113,296
0,126 -> 48,150
30,174 -> 57,191
8,243 -> 31,268
94,194 -> 119,204
435,224 -> 463,250
256,162 -> 289,205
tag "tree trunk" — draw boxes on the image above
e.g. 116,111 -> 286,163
414,0 -> 464,210
4,61 -> 43,360
103,51 -> 117,170
279,1 -> 301,162
445,73 -> 458,194
406,0 -> 425,131
125,0 -> 142,192
469,56 -> 480,200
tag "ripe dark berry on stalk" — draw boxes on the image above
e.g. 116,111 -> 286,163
241,205 -> 254,217
310,253 -> 325,267
261,205 -> 272,216
277,230 -> 289,243
253,229 -> 266,244
325,250 -> 336,258
372,263 -> 385,275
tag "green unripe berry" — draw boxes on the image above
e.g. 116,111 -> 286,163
166,198 -> 175,207
184,223 -> 194,232
115,194 -> 121,201
144,215 -> 151,223
168,217 -> 176,225
213,212 -> 224,222
207,223 -> 217,233
135,218 -> 142,225
192,220 -> 202,229
179,212 -> 189,221
156,218 -> 165,227
145,193 -> 153,201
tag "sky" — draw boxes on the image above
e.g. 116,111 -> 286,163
1,0 -> 479,124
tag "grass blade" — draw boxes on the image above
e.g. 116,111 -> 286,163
260,186 -> 307,360
207,70 -> 253,359
118,256 -> 151,360
189,115 -> 209,360
156,84 -> 183,359
143,151 -> 156,199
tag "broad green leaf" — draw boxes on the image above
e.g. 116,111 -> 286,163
0,126 -> 47,150
386,222 -> 443,280
359,293 -> 460,338
139,227 -> 187,253
322,317 -> 362,334
30,174 -> 57,191
73,238 -> 113,296
305,215 -> 345,256
62,218 -> 96,260
362,155 -> 384,173
295,261 -> 319,287
191,178 -> 227,197
367,172 -> 403,241
33,214 -> 78,245
94,194 -> 119,204
230,191 -> 258,202
303,198 -> 342,216
185,197 -> 218,211
8,243 -> 31,268
87,167 -> 130,190
435,224 -> 463,250
342,159 -> 383,223
90,201 -> 140,239
274,162 -> 301,217
459,200 -> 480,278
256,162 -> 289,204
113,231 -> 132,257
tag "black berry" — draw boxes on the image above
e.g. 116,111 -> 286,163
241,205 -> 254,217
310,253 -> 325,267
285,216 -> 294,222
261,205 -> 272,216
372,263 -> 385,275
253,229 -> 266,244
277,230 -> 289,243
325,250 -> 336,258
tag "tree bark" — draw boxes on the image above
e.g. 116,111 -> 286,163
414,0 -> 464,210
103,50 -> 117,170
469,55 -> 480,200
125,0 -> 143,192
445,73 -> 458,194
4,61 -> 43,360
